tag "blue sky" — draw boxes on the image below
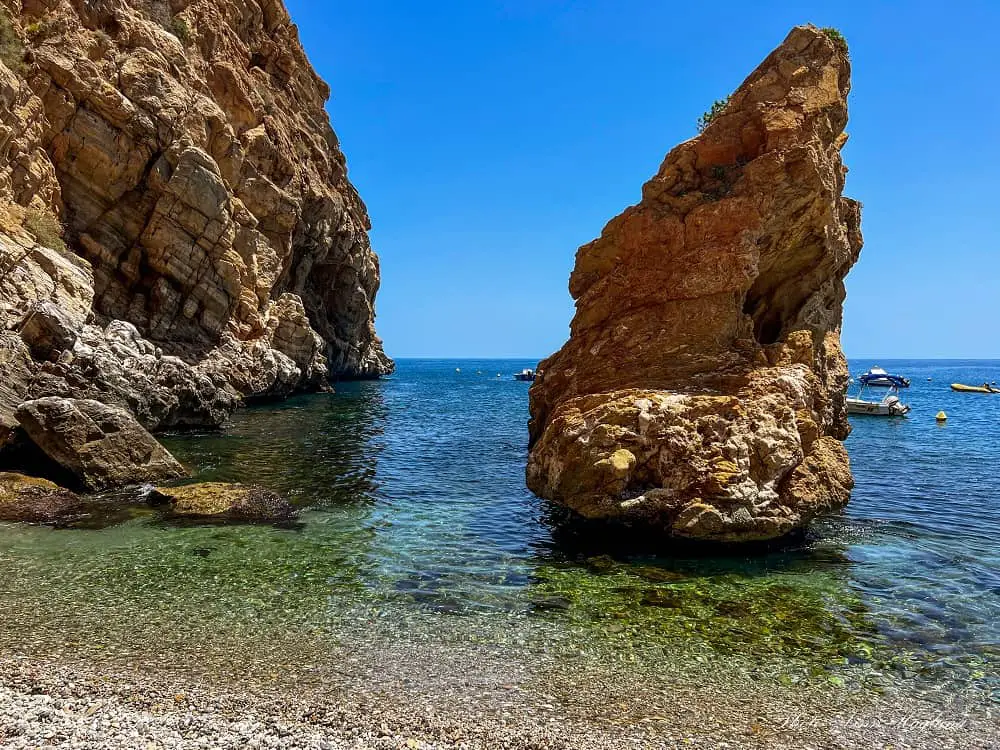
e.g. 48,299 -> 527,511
286,0 -> 999,360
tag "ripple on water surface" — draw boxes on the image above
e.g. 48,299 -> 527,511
1,359 -> 999,704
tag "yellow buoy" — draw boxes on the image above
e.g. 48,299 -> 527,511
936,411 -> 947,422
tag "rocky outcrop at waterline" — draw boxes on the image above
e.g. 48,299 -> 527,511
16,397 -> 186,491
0,0 -> 391,493
0,471 -> 82,522
150,482 -> 296,522
527,25 -> 861,543
0,0 -> 391,409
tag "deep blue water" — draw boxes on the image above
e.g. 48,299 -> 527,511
1,357 -> 999,702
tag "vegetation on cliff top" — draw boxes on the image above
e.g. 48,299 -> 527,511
821,27 -> 848,54
697,96 -> 730,133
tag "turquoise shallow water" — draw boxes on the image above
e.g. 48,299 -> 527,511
0,358 -> 998,703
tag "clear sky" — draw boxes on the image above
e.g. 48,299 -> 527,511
286,0 -> 999,360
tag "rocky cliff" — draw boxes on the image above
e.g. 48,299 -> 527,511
1,0 -> 392,448
527,26 -> 861,543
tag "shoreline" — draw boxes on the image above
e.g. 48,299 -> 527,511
1,648 -> 996,750
3,361 -> 1000,748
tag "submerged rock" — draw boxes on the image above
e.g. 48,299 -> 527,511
527,26 -> 861,543
15,397 -> 186,491
150,483 -> 296,522
640,589 -> 685,609
0,472 -> 82,523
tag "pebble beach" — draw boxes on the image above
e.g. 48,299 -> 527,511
2,651 -> 998,750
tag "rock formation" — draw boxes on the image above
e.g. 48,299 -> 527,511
16,397 -> 186,490
527,26 -> 861,543
0,0 -> 392,492
0,471 -> 82,522
150,482 -> 296,522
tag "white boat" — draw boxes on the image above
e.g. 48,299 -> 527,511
846,384 -> 910,417
513,368 -> 536,382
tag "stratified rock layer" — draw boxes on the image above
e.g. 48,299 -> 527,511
0,0 -> 392,450
527,26 -> 862,542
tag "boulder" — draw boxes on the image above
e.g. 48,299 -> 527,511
0,332 -> 34,451
527,26 -> 861,543
150,483 -> 296,522
14,397 -> 186,491
0,472 -> 83,523
19,300 -> 79,358
29,320 -> 241,431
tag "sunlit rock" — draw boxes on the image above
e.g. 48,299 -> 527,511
527,26 -> 861,543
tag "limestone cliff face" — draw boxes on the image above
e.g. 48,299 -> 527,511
527,26 -> 861,543
1,0 -> 391,439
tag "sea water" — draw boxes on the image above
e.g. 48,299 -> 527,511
0,358 -> 998,704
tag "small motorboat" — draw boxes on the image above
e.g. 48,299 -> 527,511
951,383 -> 1000,394
846,384 -> 910,417
513,368 -> 536,382
858,366 -> 910,388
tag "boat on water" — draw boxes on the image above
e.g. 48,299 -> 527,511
513,368 -> 536,382
858,366 -> 910,388
951,383 -> 1000,394
846,384 -> 910,417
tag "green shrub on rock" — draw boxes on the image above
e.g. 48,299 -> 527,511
821,27 -> 848,54
171,17 -> 191,46
24,208 -> 67,252
0,8 -> 24,73
697,96 -> 730,133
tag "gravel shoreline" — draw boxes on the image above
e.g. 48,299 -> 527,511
1,653 -> 997,749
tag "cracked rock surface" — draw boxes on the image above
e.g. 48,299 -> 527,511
0,0 -> 392,454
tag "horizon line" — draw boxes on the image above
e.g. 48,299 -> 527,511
384,355 -> 1000,361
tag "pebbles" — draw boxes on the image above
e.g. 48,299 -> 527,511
1,654 -> 998,750
0,678 -> 398,750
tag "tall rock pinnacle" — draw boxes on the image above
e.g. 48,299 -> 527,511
527,25 -> 862,543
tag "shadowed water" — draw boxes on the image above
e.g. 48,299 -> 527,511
0,359 -> 998,705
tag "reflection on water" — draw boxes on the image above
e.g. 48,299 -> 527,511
0,359 -> 998,704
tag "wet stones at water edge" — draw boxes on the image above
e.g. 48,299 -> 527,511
14,397 -> 187,492
527,25 -> 861,544
0,474 -> 295,526
0,472 -> 82,523
149,483 -> 297,523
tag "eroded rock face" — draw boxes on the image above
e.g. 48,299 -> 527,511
15,397 -> 186,490
0,0 -> 391,446
527,26 -> 861,543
